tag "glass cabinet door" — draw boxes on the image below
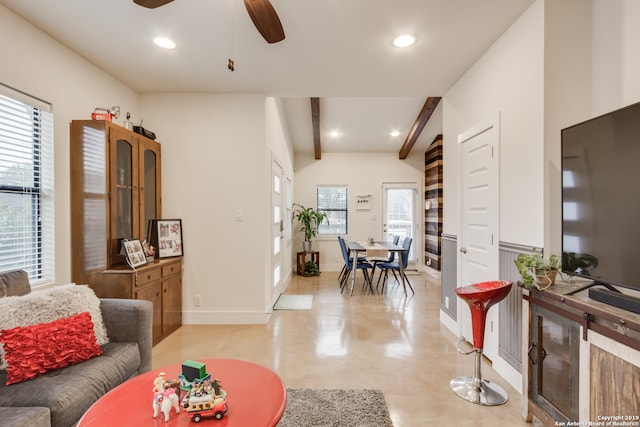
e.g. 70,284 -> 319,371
140,140 -> 161,242
529,303 -> 580,422
109,130 -> 139,267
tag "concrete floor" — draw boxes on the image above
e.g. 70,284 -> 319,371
152,270 -> 533,426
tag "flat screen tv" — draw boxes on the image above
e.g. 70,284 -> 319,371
561,101 -> 640,313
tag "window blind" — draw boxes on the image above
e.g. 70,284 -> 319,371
317,186 -> 348,235
0,84 -> 54,285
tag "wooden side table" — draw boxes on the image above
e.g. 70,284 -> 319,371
296,251 -> 320,275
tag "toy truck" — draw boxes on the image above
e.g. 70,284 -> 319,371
178,360 -> 229,422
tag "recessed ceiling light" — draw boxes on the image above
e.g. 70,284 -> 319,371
393,34 -> 416,48
329,130 -> 340,138
390,131 -> 400,137
153,37 -> 176,49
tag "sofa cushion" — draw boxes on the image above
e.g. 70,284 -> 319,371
0,270 -> 30,298
0,407 -> 51,427
0,284 -> 109,370
0,342 -> 140,427
2,312 -> 102,385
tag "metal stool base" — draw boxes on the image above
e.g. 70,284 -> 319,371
449,376 -> 509,406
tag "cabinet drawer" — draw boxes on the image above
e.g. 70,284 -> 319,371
136,268 -> 161,287
162,261 -> 181,277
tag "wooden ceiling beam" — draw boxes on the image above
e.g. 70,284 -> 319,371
311,97 -> 321,160
399,97 -> 441,159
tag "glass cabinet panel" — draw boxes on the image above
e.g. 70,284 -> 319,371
529,303 -> 580,422
143,148 -> 157,238
109,134 -> 137,267
116,139 -> 134,242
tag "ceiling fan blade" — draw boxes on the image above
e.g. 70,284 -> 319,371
243,0 -> 285,44
133,0 -> 174,9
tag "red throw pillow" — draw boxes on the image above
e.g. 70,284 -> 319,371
1,311 -> 102,385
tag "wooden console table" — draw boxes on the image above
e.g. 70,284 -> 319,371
296,251 -> 320,275
522,281 -> 640,425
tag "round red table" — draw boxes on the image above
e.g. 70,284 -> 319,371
78,358 -> 287,427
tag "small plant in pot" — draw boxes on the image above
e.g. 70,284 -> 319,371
304,260 -> 321,277
292,203 -> 328,253
514,252 -> 561,290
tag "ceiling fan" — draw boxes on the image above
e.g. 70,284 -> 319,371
133,0 -> 285,44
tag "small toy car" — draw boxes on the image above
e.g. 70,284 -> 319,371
183,388 -> 228,422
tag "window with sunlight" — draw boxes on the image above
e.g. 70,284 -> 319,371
0,85 -> 54,285
317,186 -> 347,235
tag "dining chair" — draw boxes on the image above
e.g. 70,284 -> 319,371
338,236 -> 374,295
337,236 -> 367,285
375,236 -> 415,294
369,234 -> 400,279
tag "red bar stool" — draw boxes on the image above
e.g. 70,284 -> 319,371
450,280 -> 512,405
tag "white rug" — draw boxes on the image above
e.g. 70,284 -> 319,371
274,294 -> 313,310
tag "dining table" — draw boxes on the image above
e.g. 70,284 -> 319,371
344,240 -> 409,296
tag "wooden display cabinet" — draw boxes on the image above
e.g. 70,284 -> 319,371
70,120 -> 181,344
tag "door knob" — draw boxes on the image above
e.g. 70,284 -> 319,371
460,247 -> 467,254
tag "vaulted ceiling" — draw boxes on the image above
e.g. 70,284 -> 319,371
0,0 -> 534,156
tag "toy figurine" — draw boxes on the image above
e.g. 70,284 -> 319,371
153,372 -> 167,392
152,379 -> 180,421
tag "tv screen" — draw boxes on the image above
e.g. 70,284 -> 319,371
561,101 -> 640,292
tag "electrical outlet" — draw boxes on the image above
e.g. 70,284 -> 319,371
194,295 -> 203,307
445,296 -> 449,309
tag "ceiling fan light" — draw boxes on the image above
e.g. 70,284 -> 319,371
393,34 -> 415,48
153,37 -> 176,49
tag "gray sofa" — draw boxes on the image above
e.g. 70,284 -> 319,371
0,270 -> 153,427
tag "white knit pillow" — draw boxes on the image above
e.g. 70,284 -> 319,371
0,283 -> 109,370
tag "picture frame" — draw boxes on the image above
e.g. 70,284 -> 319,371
356,194 -> 371,210
148,219 -> 183,258
123,239 -> 147,268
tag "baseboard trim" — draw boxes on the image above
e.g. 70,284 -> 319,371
183,310 -> 270,325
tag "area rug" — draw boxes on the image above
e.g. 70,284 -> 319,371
278,388 -> 393,427
274,294 -> 313,310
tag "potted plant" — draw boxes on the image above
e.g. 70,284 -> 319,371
292,203 -> 328,252
304,260 -> 321,277
514,252 -> 561,290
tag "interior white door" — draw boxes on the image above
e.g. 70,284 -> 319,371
458,114 -> 500,361
382,182 -> 419,267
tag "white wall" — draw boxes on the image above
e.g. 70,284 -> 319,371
140,93 -> 295,324
0,5 -> 140,285
543,0 -> 592,256
592,0 -> 640,115
293,152 -> 424,272
443,1 -> 545,247
443,0 -> 592,253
